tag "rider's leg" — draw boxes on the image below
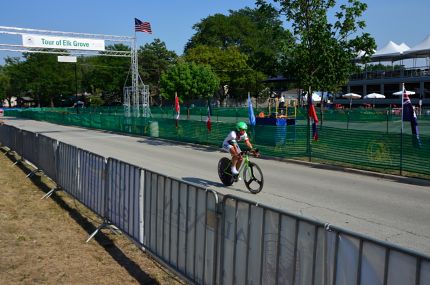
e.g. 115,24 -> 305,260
236,156 -> 243,170
230,146 -> 240,175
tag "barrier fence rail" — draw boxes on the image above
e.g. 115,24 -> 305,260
0,123 -> 429,284
219,195 -> 430,285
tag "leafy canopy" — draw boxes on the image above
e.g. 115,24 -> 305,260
258,0 -> 376,93
160,62 -> 220,103
137,39 -> 178,98
185,6 -> 294,77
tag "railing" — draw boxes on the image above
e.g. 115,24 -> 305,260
350,66 -> 430,81
1,123 -> 430,284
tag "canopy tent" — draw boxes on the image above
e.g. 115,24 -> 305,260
355,35 -> 430,64
370,41 -> 410,62
403,35 -> 430,58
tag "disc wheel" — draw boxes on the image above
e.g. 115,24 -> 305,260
218,157 -> 234,186
243,162 -> 264,194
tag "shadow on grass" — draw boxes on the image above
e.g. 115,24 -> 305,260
2,149 -> 161,285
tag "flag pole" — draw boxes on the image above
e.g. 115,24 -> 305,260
400,82 -> 404,175
401,83 -> 405,134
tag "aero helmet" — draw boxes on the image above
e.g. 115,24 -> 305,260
236,121 -> 248,131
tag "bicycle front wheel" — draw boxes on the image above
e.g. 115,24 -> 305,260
243,162 -> 264,194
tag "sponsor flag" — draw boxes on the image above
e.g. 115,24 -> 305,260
206,102 -> 212,132
174,93 -> 180,128
308,92 -> 319,141
247,93 -> 256,126
135,18 -> 152,33
402,90 -> 422,147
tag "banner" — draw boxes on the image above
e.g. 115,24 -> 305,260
22,34 -> 105,51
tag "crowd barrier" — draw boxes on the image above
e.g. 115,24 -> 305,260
219,195 -> 430,285
0,123 -> 429,285
37,134 -> 58,181
106,158 -> 142,242
143,170 -> 219,284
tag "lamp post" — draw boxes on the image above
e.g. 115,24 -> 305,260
75,62 -> 79,114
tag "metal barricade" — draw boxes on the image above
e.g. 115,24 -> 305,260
37,134 -> 58,181
21,129 -> 39,166
12,126 -> 23,156
219,195 -> 430,285
143,170 -> 219,285
78,149 -> 106,216
56,142 -> 79,196
0,123 -> 13,148
2,123 -> 429,285
105,158 -> 143,242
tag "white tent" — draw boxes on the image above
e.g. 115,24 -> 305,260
370,41 -> 410,62
403,35 -> 430,58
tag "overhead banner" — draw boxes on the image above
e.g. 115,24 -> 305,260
22,34 -> 105,51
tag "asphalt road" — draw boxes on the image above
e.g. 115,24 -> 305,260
4,117 -> 430,257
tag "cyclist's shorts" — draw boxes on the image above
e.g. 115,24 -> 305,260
222,142 -> 241,153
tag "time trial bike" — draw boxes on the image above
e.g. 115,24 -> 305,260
217,149 -> 264,194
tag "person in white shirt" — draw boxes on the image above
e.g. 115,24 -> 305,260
222,121 -> 255,175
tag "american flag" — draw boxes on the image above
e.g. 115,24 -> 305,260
135,18 -> 152,33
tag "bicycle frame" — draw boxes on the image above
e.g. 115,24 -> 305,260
236,153 -> 250,178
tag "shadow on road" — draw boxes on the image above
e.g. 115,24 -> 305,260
182,176 -> 224,188
137,137 -> 221,153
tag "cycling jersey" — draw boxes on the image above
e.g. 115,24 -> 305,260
222,130 -> 248,152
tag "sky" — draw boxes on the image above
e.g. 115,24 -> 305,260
0,0 -> 429,64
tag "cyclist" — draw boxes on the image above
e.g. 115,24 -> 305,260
222,121 -> 256,176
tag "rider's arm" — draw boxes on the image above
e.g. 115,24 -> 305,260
245,138 -> 253,150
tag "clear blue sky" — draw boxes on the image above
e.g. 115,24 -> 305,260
0,0 -> 429,63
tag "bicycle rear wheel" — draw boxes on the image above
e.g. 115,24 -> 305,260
243,162 -> 264,194
218,157 -> 234,186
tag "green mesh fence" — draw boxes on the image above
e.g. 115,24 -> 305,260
4,107 -> 430,178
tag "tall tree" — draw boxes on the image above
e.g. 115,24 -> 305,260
184,45 -> 265,105
258,0 -> 376,93
21,52 -> 76,107
160,62 -> 219,106
0,57 -> 29,106
81,44 -> 130,105
137,39 -> 178,105
185,6 -> 294,77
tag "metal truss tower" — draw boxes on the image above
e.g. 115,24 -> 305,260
0,25 -> 150,117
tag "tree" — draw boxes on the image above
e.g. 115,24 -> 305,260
1,57 -> 28,107
21,52 -> 75,107
160,62 -> 220,106
184,45 -> 265,105
81,44 -> 130,105
137,39 -> 178,105
0,67 -> 10,105
185,6 -> 294,77
258,0 -> 376,94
